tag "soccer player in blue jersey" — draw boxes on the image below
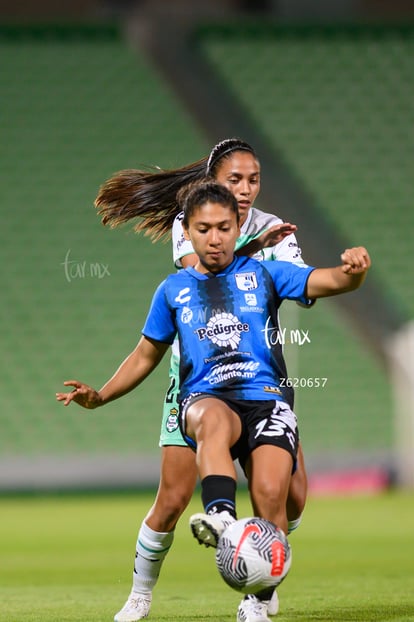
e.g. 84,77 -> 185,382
94,138 -> 307,621
57,181 -> 371,622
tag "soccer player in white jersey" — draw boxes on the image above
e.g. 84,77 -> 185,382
92,138 -> 308,621
57,180 -> 371,622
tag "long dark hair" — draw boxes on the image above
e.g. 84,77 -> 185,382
94,138 -> 256,241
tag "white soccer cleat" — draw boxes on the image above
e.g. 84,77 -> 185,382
266,589 -> 279,616
189,510 -> 235,548
114,591 -> 152,621
237,594 -> 271,622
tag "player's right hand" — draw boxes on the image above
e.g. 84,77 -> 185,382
56,380 -> 103,409
258,223 -> 297,249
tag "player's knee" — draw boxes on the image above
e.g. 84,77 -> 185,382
253,481 -> 286,518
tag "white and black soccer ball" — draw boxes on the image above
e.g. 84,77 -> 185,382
215,517 -> 292,595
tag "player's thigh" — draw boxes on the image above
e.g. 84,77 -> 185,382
184,396 -> 241,446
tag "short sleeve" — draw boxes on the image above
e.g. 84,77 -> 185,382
269,232 -> 307,266
263,261 -> 315,305
142,280 -> 176,344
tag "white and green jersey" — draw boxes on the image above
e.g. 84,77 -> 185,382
172,207 -> 306,267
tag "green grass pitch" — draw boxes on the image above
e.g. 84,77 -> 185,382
1,488 -> 414,621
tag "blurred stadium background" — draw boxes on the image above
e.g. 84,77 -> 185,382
1,0 -> 413,492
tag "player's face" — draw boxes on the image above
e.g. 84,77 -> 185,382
184,201 -> 240,274
215,152 -> 261,226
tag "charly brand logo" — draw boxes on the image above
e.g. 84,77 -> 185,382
62,249 -> 110,283
262,317 -> 311,347
175,287 -> 191,304
194,312 -> 249,350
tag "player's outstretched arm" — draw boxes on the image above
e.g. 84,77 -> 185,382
306,246 -> 371,299
56,336 -> 169,409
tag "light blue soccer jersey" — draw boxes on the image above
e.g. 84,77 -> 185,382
142,256 -> 314,404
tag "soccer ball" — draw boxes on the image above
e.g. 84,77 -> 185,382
215,517 -> 291,595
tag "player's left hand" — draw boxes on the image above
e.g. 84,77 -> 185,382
340,247 -> 371,274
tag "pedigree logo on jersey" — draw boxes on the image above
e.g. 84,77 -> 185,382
235,272 -> 258,291
194,312 -> 249,350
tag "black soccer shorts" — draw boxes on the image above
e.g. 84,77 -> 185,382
180,392 -> 299,474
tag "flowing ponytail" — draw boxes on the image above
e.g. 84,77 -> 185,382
94,138 -> 256,241
95,158 -> 208,241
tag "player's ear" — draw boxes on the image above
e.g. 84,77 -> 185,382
183,226 -> 190,241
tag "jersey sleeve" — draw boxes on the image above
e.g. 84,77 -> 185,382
271,232 -> 307,266
172,212 -> 195,268
264,261 -> 316,305
142,280 -> 176,345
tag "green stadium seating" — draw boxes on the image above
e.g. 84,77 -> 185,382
0,26 -> 206,467
2,23 -> 412,485
198,25 -> 414,462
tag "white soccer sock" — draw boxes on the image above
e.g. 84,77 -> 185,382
132,521 -> 174,594
287,514 -> 303,534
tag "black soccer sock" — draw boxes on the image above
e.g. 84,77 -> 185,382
255,586 -> 276,602
201,475 -> 237,518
